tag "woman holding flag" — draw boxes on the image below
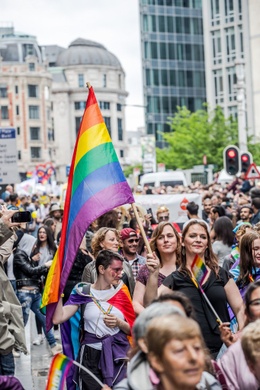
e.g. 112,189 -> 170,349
144,219 -> 245,357
53,249 -> 135,390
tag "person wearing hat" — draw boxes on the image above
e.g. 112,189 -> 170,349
120,228 -> 146,281
48,204 -> 63,240
36,196 -> 50,225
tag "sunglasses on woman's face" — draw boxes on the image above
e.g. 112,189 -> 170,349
158,216 -> 169,221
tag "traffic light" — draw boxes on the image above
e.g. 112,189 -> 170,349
223,145 -> 240,175
240,151 -> 252,173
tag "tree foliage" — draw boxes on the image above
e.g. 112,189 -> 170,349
156,105 -> 260,170
123,163 -> 142,178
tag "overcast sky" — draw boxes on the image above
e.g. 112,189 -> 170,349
1,0 -> 145,131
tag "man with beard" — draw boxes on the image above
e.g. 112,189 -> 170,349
238,205 -> 253,224
120,228 -> 146,281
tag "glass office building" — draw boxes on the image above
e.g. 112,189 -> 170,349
139,0 -> 206,147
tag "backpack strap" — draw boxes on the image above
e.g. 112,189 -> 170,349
80,283 -> 91,341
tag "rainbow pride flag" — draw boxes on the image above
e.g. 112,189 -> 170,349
46,353 -> 72,390
42,85 -> 135,329
191,254 -> 208,286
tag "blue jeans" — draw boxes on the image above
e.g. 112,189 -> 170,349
10,279 -> 17,293
17,290 -> 56,348
0,352 -> 15,375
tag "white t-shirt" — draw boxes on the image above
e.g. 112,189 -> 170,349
84,286 -> 125,350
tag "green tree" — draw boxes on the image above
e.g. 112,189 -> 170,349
123,163 -> 142,178
156,106 -> 240,170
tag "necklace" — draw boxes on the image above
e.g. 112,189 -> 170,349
90,292 -> 113,315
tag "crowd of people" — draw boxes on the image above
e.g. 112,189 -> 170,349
1,175 -> 260,389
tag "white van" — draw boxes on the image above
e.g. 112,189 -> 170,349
140,171 -> 187,188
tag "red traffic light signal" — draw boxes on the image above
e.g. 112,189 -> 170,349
241,154 -> 249,162
227,150 -> 236,159
240,152 -> 252,173
223,145 -> 240,175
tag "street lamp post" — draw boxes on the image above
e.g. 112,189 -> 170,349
235,59 -> 248,152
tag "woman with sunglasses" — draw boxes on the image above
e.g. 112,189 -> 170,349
144,219 -> 244,358
132,221 -> 181,315
82,227 -> 135,296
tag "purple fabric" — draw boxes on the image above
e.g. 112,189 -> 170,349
82,331 -> 130,387
46,181 -> 134,330
136,264 -> 166,287
0,376 -> 24,390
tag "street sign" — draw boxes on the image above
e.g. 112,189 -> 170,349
0,127 -> 19,184
244,163 -> 260,180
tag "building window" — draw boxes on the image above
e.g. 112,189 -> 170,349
28,84 -> 38,98
29,105 -> 40,119
16,105 -> 19,116
0,106 -> 9,120
30,127 -> 40,140
117,118 -> 123,141
212,30 -> 222,65
225,0 -> 234,23
177,44 -> 184,60
239,25 -> 244,58
227,66 -> 236,102
23,43 -> 34,57
74,101 -> 85,110
213,69 -> 224,104
15,85 -> 19,94
118,74 -> 122,88
75,117 -> 82,135
120,150 -> 124,158
99,101 -> 110,110
238,0 -> 242,20
211,0 -> 220,26
228,106 -> 237,119
48,128 -> 55,141
18,150 -> 21,160
78,74 -> 84,88
161,69 -> 168,86
160,42 -> 167,59
191,18 -> 202,34
0,86 -> 7,98
47,108 -> 51,121
28,63 -> 35,71
103,74 -> 107,88
104,116 -> 111,136
117,103 -> 122,112
158,15 -> 166,32
31,147 -> 41,159
17,127 -> 20,135
225,27 -> 236,63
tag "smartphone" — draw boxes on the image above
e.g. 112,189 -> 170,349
147,208 -> 153,215
11,211 -> 32,223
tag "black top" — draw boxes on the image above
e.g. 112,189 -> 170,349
163,267 -> 231,354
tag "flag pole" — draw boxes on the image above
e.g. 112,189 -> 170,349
132,203 -> 153,255
191,273 -> 222,325
198,285 -> 222,325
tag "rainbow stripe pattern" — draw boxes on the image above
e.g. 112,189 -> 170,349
46,353 -> 72,390
42,86 -> 135,329
191,254 -> 208,286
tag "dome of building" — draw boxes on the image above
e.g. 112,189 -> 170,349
56,38 -> 123,69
